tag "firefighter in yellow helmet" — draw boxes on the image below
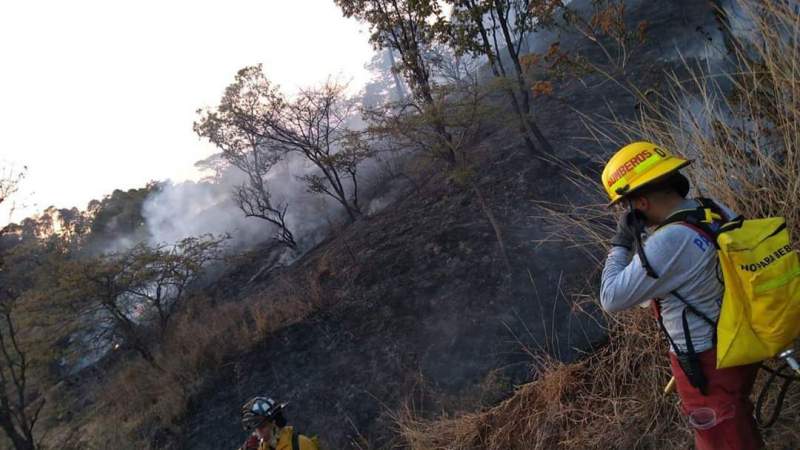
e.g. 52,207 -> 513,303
599,142 -> 763,450
239,396 -> 320,450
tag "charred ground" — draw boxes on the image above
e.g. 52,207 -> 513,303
180,1 -> 726,444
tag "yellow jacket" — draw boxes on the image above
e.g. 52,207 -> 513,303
258,426 -> 318,450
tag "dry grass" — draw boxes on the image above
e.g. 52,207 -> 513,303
72,260 -> 330,449
394,305 -> 686,450
396,1 -> 800,449
595,1 -> 800,237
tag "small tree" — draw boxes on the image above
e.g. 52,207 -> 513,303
558,0 -> 649,82
195,66 -> 296,248
0,169 -> 43,450
269,81 -> 370,222
446,0 -> 558,154
61,236 -> 225,367
115,236 -> 225,334
366,77 -> 513,268
0,294 -> 44,450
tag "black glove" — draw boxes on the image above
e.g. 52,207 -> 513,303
610,210 -> 642,250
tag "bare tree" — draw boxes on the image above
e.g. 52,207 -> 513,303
0,295 -> 44,450
0,169 -> 42,450
199,67 -> 372,229
0,169 -> 24,206
0,167 -> 26,225
268,81 -> 370,222
428,42 -> 482,85
194,65 -> 296,248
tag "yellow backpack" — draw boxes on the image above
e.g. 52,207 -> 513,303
289,428 -> 321,450
715,216 -> 800,367
662,199 -> 800,368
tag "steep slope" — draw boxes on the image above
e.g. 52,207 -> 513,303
183,145 -> 603,449
181,1 -> 727,448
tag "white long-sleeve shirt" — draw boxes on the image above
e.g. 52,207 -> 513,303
600,198 -> 734,353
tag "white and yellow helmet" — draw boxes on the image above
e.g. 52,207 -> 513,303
241,396 -> 287,430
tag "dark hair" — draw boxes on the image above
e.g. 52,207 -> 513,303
631,172 -> 690,199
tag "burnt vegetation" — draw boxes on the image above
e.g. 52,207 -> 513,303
2,1 -> 800,450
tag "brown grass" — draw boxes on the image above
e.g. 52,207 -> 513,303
595,1 -> 800,236
72,257 -> 331,449
396,1 -> 800,449
394,305 -> 686,450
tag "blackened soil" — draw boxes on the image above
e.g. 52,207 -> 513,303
181,1 -> 724,448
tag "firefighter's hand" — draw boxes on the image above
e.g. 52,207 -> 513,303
610,210 -> 639,250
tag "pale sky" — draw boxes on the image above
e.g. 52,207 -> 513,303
0,0 -> 374,226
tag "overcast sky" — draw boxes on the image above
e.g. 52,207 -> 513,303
0,0 -> 374,226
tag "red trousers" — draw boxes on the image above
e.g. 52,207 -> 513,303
669,348 -> 763,450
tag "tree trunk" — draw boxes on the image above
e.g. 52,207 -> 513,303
135,344 -> 164,372
416,72 -> 458,164
385,49 -> 408,101
493,0 -> 555,155
523,113 -> 553,155
466,0 -> 540,155
340,199 -> 358,223
323,164 -> 359,223
504,85 -> 541,155
350,171 -> 362,216
0,413 -> 35,450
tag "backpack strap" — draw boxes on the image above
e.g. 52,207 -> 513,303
292,430 -> 300,450
658,200 -> 725,247
653,288 -> 717,345
645,199 -> 721,390
641,198 -> 725,277
653,292 -> 713,395
670,290 -> 715,327
653,299 -> 680,353
651,207 -> 720,347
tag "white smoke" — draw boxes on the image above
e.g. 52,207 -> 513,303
139,90 -> 411,256
142,167 -> 262,249
140,152 -> 354,256
258,152 -> 344,252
